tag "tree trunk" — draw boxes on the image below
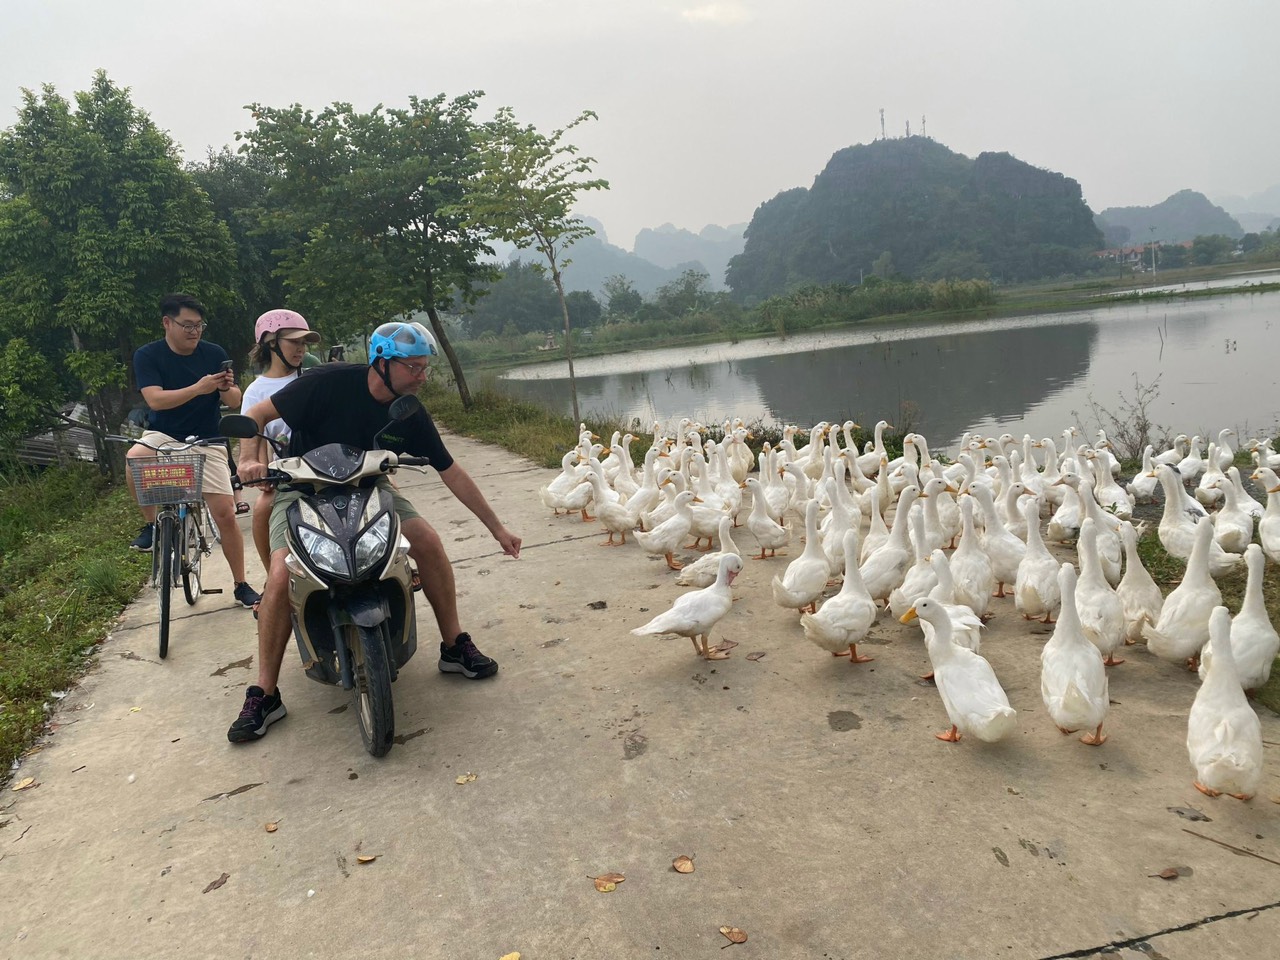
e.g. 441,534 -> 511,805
423,305 -> 472,409
551,267 -> 580,425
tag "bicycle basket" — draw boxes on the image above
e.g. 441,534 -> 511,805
130,455 -> 206,506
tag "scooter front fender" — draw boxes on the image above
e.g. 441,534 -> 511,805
325,587 -> 391,690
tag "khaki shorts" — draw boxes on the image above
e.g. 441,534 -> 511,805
136,431 -> 234,497
268,478 -> 421,553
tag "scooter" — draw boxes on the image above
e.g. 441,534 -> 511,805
220,396 -> 428,757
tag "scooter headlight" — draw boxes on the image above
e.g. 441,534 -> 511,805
297,526 -> 348,577
354,513 -> 392,576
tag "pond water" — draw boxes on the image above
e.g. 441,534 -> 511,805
496,283 -> 1280,456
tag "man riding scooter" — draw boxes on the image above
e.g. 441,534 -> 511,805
228,320 -> 521,743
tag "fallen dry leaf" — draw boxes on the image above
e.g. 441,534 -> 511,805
593,879 -> 617,893
745,651 -> 766,661
357,855 -> 377,864
130,706 -> 142,713
265,822 -> 279,833
455,772 -> 478,785
594,872 -> 626,884
1149,867 -> 1179,880
715,639 -> 739,651
11,777 -> 36,792
672,855 -> 695,874
720,925 -> 748,944
202,872 -> 230,894
499,954 -> 521,960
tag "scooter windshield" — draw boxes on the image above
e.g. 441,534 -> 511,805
300,443 -> 369,482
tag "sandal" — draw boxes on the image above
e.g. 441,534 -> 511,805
235,501 -> 251,516
410,567 -> 423,593
252,600 -> 261,620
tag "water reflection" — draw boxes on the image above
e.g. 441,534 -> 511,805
496,291 -> 1280,452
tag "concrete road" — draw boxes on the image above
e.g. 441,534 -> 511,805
2,433 -> 1278,960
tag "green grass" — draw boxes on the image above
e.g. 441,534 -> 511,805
0,465 -> 151,771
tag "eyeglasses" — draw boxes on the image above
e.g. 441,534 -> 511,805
391,358 -> 429,377
169,320 -> 208,333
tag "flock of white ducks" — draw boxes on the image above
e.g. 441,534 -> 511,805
540,419 -> 1280,800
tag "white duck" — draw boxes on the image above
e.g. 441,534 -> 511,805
743,477 -> 790,560
1040,563 -> 1109,745
818,476 -> 856,576
901,599 -> 1017,743
1227,465 -> 1264,521
1143,516 -> 1222,670
1154,464 -> 1244,576
859,487 -> 891,564
1194,442 -> 1227,508
1198,545 -> 1279,691
1153,434 -> 1189,466
1211,473 -> 1254,555
1075,518 -> 1127,667
631,554 -> 742,660
1252,466 -> 1280,563
1186,606 -> 1263,799
801,528 -> 879,664
540,449 -> 586,515
1089,450 -> 1135,519
634,490 -> 697,571
676,517 -> 742,588
948,496 -> 995,619
771,499 -> 831,615
1014,496 -> 1061,625
1116,522 -> 1163,646
1125,445 -> 1159,503
859,485 -> 920,606
583,471 -> 638,547
969,483 -> 1026,598
855,420 -> 892,477
889,509 -> 939,620
926,550 -> 985,654
1175,435 -> 1207,480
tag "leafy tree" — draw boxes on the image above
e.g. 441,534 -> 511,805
565,290 -> 603,329
187,147 -> 293,364
0,72 -> 235,449
465,260 -> 559,338
872,251 -> 896,279
239,93 -> 496,406
602,274 -> 643,320
654,269 -> 710,318
467,107 -> 609,424
1191,233 -> 1235,265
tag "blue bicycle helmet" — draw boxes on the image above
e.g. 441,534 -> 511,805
368,321 -> 438,362
368,321 -> 438,398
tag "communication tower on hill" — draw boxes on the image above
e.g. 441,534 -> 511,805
922,115 -> 927,138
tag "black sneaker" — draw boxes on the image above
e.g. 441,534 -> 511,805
129,523 -> 154,552
233,582 -> 262,609
227,685 -> 286,743
438,633 -> 498,679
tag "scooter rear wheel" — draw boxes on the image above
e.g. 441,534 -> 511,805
348,623 -> 395,757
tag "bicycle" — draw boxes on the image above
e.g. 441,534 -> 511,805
107,434 -> 228,658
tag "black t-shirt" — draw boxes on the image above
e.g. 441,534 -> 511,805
133,339 -> 231,440
269,363 -> 454,472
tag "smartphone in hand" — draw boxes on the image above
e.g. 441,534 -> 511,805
219,360 -> 234,372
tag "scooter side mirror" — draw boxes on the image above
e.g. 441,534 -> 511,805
219,414 -> 260,439
389,395 -> 423,421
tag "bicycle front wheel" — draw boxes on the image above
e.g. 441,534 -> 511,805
181,506 -> 203,605
156,513 -> 175,659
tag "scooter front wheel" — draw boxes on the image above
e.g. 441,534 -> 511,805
347,623 -> 394,757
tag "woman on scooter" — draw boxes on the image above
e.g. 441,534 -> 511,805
240,310 -> 321,578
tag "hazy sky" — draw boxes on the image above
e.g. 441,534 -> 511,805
4,1 -> 1276,249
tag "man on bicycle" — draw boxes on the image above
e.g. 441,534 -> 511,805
228,320 -> 521,742
127,293 -> 262,610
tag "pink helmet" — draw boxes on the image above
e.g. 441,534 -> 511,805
255,309 -> 315,343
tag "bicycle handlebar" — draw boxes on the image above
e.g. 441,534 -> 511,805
104,434 -> 229,453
